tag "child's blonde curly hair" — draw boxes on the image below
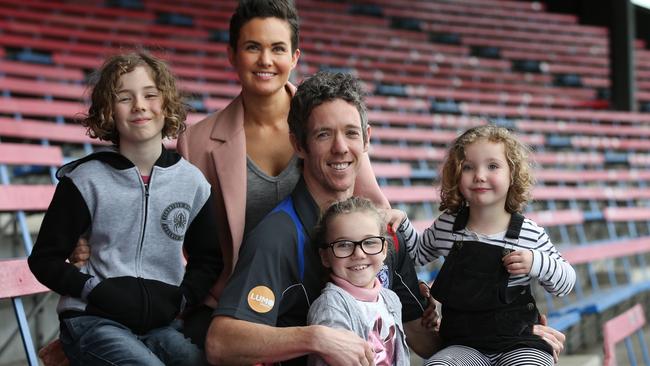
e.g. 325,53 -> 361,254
439,124 -> 535,214
81,51 -> 187,145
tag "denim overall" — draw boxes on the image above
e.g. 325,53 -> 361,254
430,208 -> 552,355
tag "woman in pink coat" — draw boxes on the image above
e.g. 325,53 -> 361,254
176,0 -> 390,344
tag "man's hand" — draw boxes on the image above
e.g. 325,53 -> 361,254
38,339 -> 69,366
316,326 -> 375,366
69,237 -> 90,268
502,249 -> 533,275
418,281 -> 440,331
533,314 -> 565,363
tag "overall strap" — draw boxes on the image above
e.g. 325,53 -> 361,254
505,212 -> 525,240
452,206 -> 470,232
270,196 -> 306,281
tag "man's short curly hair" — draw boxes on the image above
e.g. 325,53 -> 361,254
81,52 -> 187,145
288,71 -> 368,152
439,124 -> 536,214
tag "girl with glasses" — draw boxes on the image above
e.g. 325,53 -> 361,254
307,197 -> 410,366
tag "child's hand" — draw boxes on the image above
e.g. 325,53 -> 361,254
502,249 -> 533,275
381,208 -> 406,232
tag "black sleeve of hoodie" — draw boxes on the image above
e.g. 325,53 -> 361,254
28,177 -> 92,297
180,192 -> 223,307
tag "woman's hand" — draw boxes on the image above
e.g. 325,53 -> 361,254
69,238 -> 90,268
381,208 -> 407,232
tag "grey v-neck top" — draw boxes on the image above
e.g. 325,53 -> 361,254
244,154 -> 301,235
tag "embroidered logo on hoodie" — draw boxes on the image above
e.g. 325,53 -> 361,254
161,202 -> 191,240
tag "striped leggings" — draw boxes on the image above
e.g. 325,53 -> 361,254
424,345 -> 553,366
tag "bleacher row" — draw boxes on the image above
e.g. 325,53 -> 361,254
1,0 -> 650,364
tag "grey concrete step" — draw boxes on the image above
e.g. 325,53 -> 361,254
558,354 -> 601,366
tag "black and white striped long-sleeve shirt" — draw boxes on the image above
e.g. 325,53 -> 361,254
399,212 -> 576,297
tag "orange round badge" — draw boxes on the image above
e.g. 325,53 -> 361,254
247,286 -> 275,313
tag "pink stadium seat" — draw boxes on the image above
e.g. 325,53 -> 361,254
0,20 -> 222,55
383,6 -> 604,38
602,304 -> 650,366
0,0 -> 154,20
404,86 -> 594,108
602,207 -> 650,222
500,49 -> 608,68
0,34 -> 109,56
0,143 -> 63,167
3,5 -> 208,40
370,126 -> 544,147
526,209 -> 585,227
0,258 -> 49,366
138,2 -> 232,21
371,127 -> 459,144
0,118 -> 97,145
50,54 -> 104,70
0,258 -> 48,300
0,98 -> 84,119
531,151 -> 606,166
0,76 -> 85,100
533,186 -> 650,201
461,35 -> 607,60
629,153 -> 650,167
562,238 -> 650,265
302,28 -> 467,57
0,60 -> 84,82
535,169 -> 650,183
424,20 -> 606,49
382,186 -> 438,203
516,120 -> 650,138
410,210 -> 584,232
571,136 -> 650,151
383,185 -> 650,205
369,145 -> 446,162
371,162 -> 413,179
464,104 -> 650,124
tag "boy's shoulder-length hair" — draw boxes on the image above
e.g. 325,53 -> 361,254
80,51 -> 187,145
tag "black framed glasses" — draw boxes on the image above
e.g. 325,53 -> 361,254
326,236 -> 386,258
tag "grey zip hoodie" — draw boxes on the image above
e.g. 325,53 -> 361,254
29,148 -> 222,334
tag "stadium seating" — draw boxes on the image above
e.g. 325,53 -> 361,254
0,143 -> 61,254
548,238 -> 650,317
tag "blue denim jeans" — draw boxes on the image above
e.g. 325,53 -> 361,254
60,315 -> 206,366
